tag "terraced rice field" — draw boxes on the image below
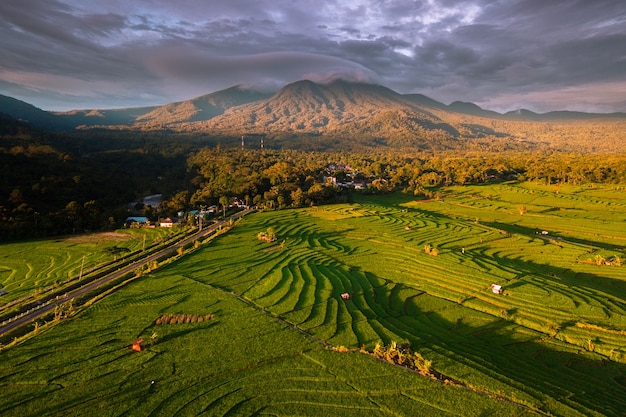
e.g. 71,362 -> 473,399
1,182 -> 625,416
0,262 -> 529,416
0,228 -> 179,304
179,182 -> 626,415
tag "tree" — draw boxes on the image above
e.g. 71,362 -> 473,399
290,188 -> 305,207
219,196 -> 229,218
168,191 -> 189,213
104,245 -> 131,260
64,201 -> 83,234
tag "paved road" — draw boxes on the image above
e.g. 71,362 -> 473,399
0,210 -> 252,337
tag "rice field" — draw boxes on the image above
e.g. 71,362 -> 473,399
0,264 -> 529,416
1,182 -> 625,416
0,228 -> 182,304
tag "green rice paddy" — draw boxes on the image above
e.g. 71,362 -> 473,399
0,228 -> 181,304
1,182 -> 625,416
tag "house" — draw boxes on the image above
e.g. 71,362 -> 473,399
159,217 -> 177,228
490,284 -> 503,295
341,292 -> 351,300
0,289 -> 7,296
125,216 -> 149,227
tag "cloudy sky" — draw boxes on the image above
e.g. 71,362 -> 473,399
1,0 -> 625,113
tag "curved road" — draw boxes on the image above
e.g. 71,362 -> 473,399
0,209 -> 253,337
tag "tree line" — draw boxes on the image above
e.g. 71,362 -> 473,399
1,118 -> 625,241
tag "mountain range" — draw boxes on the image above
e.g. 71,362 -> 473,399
1,79 -> 625,150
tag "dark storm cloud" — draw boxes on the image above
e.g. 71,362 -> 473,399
0,0 -> 624,112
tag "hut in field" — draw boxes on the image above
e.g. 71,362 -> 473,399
490,284 -> 503,295
132,338 -> 144,352
341,292 -> 351,300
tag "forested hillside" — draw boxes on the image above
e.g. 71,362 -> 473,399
2,79 -> 626,241
2,109 -> 625,242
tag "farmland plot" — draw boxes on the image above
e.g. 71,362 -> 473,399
0,228 -> 180,304
1,182 -> 625,416
178,183 -> 626,416
0,260 -> 528,416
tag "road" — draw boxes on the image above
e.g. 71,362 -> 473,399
0,209 -> 252,338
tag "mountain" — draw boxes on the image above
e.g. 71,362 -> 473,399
2,80 -> 625,151
447,101 -> 503,119
504,108 -> 626,121
0,94 -> 71,131
132,86 -> 271,127
402,93 -> 448,110
181,80 -> 470,148
201,80 -> 436,129
55,106 -> 158,127
52,85 -> 272,129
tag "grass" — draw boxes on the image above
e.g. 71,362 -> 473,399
0,228 -> 180,305
1,181 -> 625,415
0,268 -> 527,416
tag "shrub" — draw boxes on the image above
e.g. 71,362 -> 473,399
155,313 -> 215,325
424,244 -> 438,256
370,341 -> 434,377
257,228 -> 278,242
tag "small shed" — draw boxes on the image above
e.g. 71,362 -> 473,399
490,284 -> 503,295
132,338 -> 144,352
340,292 -> 351,300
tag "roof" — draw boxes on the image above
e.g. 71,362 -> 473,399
143,194 -> 162,207
125,216 -> 149,223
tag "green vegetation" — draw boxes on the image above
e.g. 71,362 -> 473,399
0,258 -> 528,416
3,113 -> 626,242
1,182 -> 625,415
0,228 -> 180,305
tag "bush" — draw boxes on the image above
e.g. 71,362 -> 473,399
371,341 -> 433,377
155,313 -> 215,325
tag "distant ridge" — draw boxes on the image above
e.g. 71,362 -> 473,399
1,79 -> 625,151
134,85 -> 271,126
0,94 -> 70,131
50,85 -> 271,128
504,108 -> 626,121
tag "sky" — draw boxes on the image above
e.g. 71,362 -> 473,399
1,0 -> 625,113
